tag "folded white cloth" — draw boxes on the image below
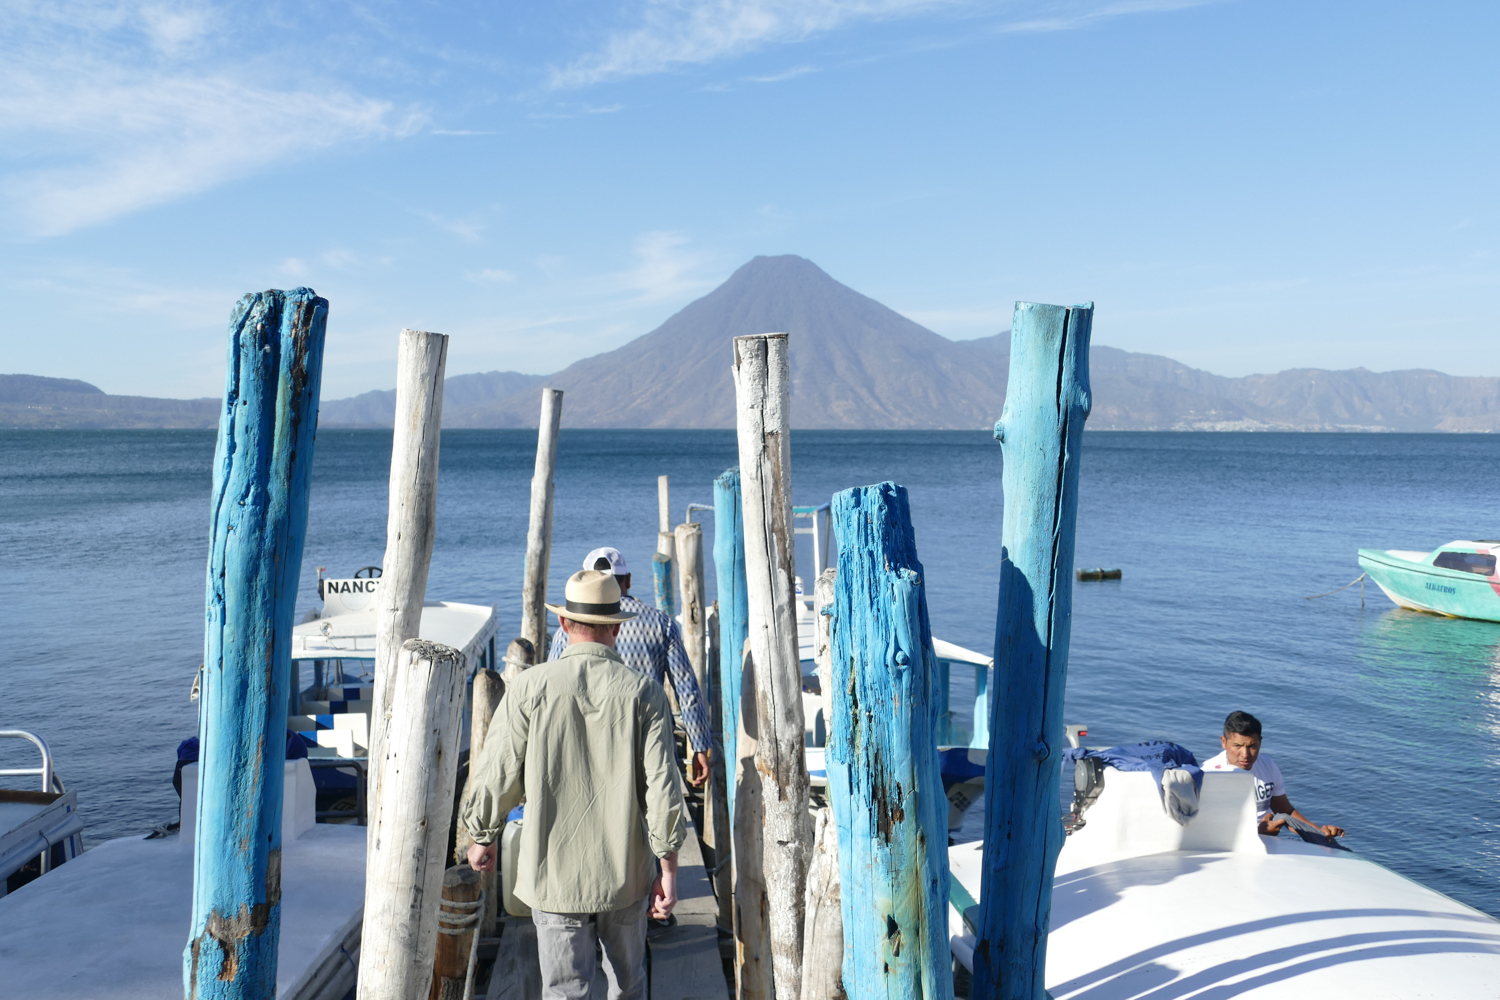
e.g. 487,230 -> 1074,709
1161,767 -> 1200,825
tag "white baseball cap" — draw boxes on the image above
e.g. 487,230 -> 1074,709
583,547 -> 629,576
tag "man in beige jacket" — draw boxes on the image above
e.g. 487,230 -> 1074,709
461,570 -> 686,1000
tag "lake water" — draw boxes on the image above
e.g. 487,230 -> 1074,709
3,430 -> 1498,916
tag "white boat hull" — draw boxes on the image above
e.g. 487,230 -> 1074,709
949,769 -> 1500,997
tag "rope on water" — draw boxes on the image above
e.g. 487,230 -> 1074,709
1303,573 -> 1367,601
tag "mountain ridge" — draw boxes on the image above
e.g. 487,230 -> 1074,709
5,255 -> 1498,431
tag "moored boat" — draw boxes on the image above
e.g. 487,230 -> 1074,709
947,753 -> 1500,997
0,569 -> 499,999
1359,541 -> 1500,621
0,731 -> 85,900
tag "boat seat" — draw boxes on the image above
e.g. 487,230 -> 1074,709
1063,767 -> 1263,865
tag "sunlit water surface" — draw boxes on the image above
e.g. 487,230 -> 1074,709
3,430 -> 1497,915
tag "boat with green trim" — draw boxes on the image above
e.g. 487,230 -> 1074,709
1358,540 -> 1500,621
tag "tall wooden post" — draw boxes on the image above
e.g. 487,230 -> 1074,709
802,565 -> 843,1000
520,389 -> 563,658
653,547 -> 677,617
469,668 -> 504,938
431,865 -> 482,1000
656,476 -> 677,615
675,521 -> 708,693
368,329 -> 448,820
713,468 -> 749,826
732,659 -> 770,1000
704,603 -> 735,935
826,483 -> 953,1000
732,332 -> 810,1000
659,474 -> 672,533
501,637 -> 535,682
812,568 -> 836,740
973,302 -> 1093,1000
799,809 -> 845,1000
359,639 -> 468,1000
185,288 -> 327,999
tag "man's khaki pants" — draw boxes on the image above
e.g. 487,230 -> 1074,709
533,895 -> 649,1000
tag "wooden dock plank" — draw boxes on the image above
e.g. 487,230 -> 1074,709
482,824 -> 728,1000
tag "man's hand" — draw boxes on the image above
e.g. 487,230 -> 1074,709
1259,814 -> 1287,836
650,853 -> 679,920
690,751 -> 710,788
1319,823 -> 1346,838
467,840 -> 498,872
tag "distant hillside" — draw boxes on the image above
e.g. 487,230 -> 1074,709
972,337 -> 1500,432
8,255 -> 1500,431
319,370 -> 548,427
443,255 -> 1500,431
0,374 -> 218,429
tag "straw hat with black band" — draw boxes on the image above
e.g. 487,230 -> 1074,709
546,570 -> 638,625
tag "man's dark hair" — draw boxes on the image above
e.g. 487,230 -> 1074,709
1224,711 -> 1262,739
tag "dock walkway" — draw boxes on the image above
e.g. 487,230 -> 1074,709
487,826 -> 729,1000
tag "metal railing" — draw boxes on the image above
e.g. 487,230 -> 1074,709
685,500 -> 833,576
308,757 -> 368,824
0,730 -> 61,794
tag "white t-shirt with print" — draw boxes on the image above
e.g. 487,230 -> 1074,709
1202,750 -> 1285,819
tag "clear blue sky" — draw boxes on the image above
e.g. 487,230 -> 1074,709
3,1 -> 1497,399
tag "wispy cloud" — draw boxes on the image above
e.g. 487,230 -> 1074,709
550,0 -> 956,88
622,230 -> 713,303
748,64 -> 818,82
527,103 -> 626,120
412,209 -> 487,242
552,0 -> 1214,88
0,1 -> 420,236
997,0 -> 1213,34
466,268 -> 518,284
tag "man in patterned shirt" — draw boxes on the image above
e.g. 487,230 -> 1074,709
550,546 -> 710,788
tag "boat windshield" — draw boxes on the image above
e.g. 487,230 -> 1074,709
1433,550 -> 1497,575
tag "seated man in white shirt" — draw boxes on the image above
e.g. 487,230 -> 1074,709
1203,711 -> 1345,839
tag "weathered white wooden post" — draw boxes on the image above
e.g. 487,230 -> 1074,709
520,388 -> 563,658
704,603 -> 735,934
801,565 -> 843,1000
367,329 -> 448,818
973,302 -> 1093,1000
675,520 -> 708,693
469,667 -> 504,938
732,332 -> 810,1000
358,639 -> 467,1000
732,659 -> 771,1000
813,568 -> 837,741
799,809 -> 845,1000
185,288 -> 327,998
827,482 -> 953,1000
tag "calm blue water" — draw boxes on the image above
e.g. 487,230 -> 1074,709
3,430 -> 1498,916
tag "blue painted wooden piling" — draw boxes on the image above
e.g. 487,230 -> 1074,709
826,482 -> 953,1000
184,289 -> 328,999
712,468 -> 748,827
652,552 -> 677,617
973,302 -> 1092,1000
